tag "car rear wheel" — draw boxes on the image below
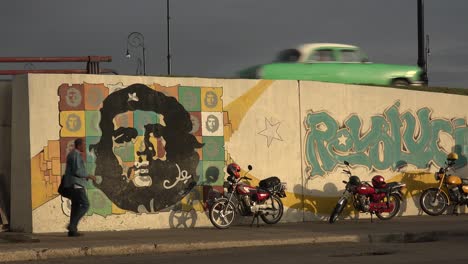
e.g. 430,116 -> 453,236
391,79 -> 410,87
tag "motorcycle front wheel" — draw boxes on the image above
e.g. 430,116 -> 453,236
420,188 -> 449,216
209,199 -> 237,229
376,193 -> 400,220
329,197 -> 348,224
260,195 -> 284,224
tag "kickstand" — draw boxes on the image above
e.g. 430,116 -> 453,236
250,212 -> 260,228
370,212 -> 374,223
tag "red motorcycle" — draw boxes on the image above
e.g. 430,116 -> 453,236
208,163 -> 287,229
329,161 -> 406,223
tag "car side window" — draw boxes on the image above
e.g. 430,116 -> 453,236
308,49 -> 336,62
341,49 -> 361,62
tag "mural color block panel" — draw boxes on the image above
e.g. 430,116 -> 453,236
201,112 -> 224,136
85,136 -> 101,163
201,161 -> 226,186
59,111 -> 86,137
201,87 -> 223,112
86,162 -> 96,180
84,82 -> 109,110
47,140 -> 61,160
86,188 -> 112,217
58,84 -> 84,111
59,137 -> 85,163
202,136 -> 225,161
178,86 -> 201,111
189,112 -> 202,136
152,83 -> 179,100
85,111 -> 101,137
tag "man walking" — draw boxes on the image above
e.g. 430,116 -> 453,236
62,138 -> 96,237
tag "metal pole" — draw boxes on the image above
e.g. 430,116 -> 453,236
143,46 -> 146,76
167,0 -> 172,75
417,0 -> 428,84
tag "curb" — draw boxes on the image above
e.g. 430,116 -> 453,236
0,234 -> 362,262
368,230 -> 468,243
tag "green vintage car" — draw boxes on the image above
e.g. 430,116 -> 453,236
238,43 -> 424,87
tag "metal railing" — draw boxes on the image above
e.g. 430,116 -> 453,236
0,56 -> 117,75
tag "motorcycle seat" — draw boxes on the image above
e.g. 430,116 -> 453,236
257,187 -> 270,193
376,182 -> 403,193
386,182 -> 400,188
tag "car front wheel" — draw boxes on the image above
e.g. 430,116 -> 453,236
391,79 -> 410,87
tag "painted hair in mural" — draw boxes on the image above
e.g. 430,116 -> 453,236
90,84 -> 204,213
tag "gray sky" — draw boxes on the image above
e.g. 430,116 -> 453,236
1,0 -> 467,88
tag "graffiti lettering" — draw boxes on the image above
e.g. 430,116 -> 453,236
305,102 -> 468,177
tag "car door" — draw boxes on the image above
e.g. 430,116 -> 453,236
302,48 -> 342,82
335,49 -> 374,84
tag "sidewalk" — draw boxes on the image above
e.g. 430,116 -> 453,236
1,215 -> 468,262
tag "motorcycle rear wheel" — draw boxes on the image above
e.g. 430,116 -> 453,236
376,193 -> 400,220
420,188 -> 449,216
260,195 -> 284,224
209,200 -> 237,229
329,198 -> 347,224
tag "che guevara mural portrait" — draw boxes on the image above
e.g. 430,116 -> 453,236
32,82 -> 226,217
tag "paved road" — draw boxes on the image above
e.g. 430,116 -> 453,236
9,237 -> 468,264
2,215 -> 468,263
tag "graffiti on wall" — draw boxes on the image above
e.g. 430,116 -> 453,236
32,82 -> 229,216
305,101 -> 468,177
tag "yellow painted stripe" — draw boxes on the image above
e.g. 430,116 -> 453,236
224,80 -> 274,142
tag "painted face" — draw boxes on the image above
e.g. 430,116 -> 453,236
66,87 -> 82,107
112,111 -> 166,187
204,91 -> 217,108
66,114 -> 81,132
66,140 -> 75,154
206,115 -> 219,133
91,84 -> 204,213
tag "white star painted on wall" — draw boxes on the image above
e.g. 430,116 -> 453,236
258,117 -> 283,147
128,92 -> 139,102
338,134 -> 348,146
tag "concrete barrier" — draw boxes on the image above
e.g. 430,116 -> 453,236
6,74 -> 467,233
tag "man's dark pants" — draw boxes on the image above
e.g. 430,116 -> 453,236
68,188 -> 89,232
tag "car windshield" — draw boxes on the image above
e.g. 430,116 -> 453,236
275,49 -> 301,62
340,49 -> 362,62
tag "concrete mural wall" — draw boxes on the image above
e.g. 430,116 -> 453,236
10,74 -> 468,233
